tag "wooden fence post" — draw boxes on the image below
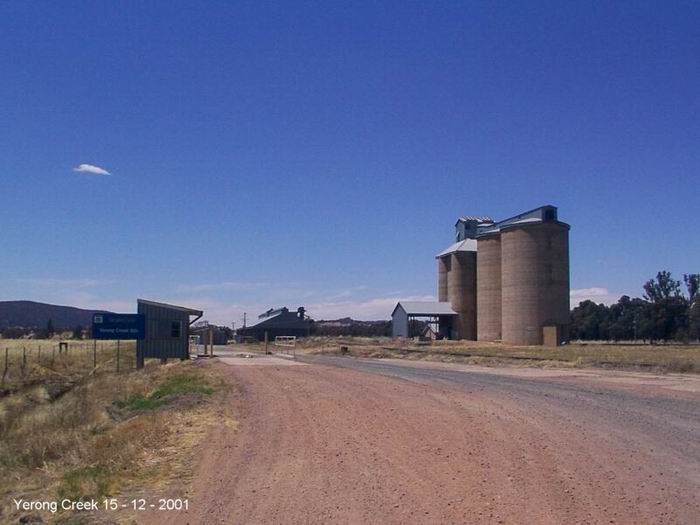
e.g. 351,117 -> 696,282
2,348 -> 8,384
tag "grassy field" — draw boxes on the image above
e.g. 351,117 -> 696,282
0,353 -> 230,524
302,336 -> 700,374
0,339 -> 138,394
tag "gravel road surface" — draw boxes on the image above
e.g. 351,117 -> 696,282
160,354 -> 700,524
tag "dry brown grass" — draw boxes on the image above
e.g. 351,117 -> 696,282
305,337 -> 700,373
0,339 -> 137,393
0,358 -> 230,524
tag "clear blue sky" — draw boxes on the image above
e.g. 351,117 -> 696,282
1,1 -> 698,323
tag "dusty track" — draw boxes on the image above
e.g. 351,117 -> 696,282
154,355 -> 700,524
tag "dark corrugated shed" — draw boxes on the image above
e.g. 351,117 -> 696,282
136,299 -> 203,367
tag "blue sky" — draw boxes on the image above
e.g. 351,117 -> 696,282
1,1 -> 698,323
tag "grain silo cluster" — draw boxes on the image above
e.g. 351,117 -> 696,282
434,205 -> 570,346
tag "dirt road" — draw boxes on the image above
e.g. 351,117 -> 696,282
159,355 -> 700,524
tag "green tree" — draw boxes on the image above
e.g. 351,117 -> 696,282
608,296 -> 647,341
643,271 -> 681,303
571,271 -> 697,343
46,319 -> 55,337
642,298 -> 686,342
570,300 -> 611,340
2,327 -> 29,339
685,274 -> 700,300
684,274 -> 699,341
640,272 -> 688,341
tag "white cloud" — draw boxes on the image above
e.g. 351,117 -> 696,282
570,287 -> 621,307
73,163 -> 111,175
306,295 -> 435,321
156,294 -> 435,325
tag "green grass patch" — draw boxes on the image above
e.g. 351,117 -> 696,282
58,465 -> 112,501
114,373 -> 213,414
151,373 -> 214,399
114,395 -> 165,412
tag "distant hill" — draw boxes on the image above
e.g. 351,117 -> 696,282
0,301 -> 109,330
315,317 -> 388,326
313,318 -> 390,336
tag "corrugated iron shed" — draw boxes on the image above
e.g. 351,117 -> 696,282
236,307 -> 311,341
136,299 -> 203,367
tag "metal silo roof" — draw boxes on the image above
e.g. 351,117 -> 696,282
393,301 -> 458,316
435,238 -> 477,258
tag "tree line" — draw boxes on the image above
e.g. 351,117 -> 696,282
311,320 -> 392,337
570,271 -> 699,342
1,320 -> 84,340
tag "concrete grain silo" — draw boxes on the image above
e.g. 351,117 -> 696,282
437,256 -> 449,302
436,232 -> 481,340
448,251 -> 477,340
500,217 -> 570,345
476,234 -> 502,341
431,207 -> 569,345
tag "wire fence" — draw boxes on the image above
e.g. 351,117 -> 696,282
1,340 -> 138,391
273,336 -> 297,358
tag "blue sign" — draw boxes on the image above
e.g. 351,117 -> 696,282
92,313 -> 146,340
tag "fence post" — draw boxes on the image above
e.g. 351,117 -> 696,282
93,340 -> 97,369
2,348 -> 7,384
51,346 -> 56,368
117,340 -> 120,373
136,346 -> 144,369
38,344 -> 41,365
22,347 -> 27,376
